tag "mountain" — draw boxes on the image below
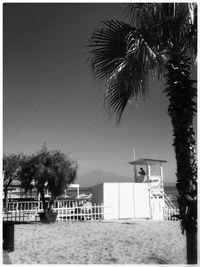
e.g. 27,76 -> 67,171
76,169 -> 133,187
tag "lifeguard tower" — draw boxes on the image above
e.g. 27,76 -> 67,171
129,158 -> 167,220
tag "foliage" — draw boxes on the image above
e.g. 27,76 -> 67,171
19,145 -> 78,211
3,153 -> 28,209
3,153 -> 27,191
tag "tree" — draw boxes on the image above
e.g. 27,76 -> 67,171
3,153 -> 27,209
87,3 -> 197,264
19,145 -> 78,213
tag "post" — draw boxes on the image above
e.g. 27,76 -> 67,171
147,164 -> 151,178
101,203 -> 104,220
133,148 -> 136,161
134,165 -> 137,182
77,185 -> 80,198
160,164 -> 164,193
160,163 -> 165,217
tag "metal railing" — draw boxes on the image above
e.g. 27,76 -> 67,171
164,192 -> 176,210
163,193 -> 179,221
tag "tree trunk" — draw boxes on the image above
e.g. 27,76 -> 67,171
39,190 -> 47,212
4,189 -> 8,210
164,52 -> 197,264
186,227 -> 197,264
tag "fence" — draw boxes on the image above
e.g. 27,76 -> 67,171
55,204 -> 104,222
3,202 -> 105,223
164,207 -> 180,221
6,201 -> 43,212
4,200 -> 179,222
6,199 -> 90,212
3,209 -> 40,223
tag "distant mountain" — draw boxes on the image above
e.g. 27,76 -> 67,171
76,169 -> 133,187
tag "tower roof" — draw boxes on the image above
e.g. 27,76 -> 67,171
128,158 -> 167,166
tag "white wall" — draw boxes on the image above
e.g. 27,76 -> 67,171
119,183 -> 134,218
103,183 -> 119,220
92,182 -> 152,220
133,183 -> 150,218
151,197 -> 164,220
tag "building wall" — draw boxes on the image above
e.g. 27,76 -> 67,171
118,183 -> 134,219
151,197 -> 164,220
103,183 -> 119,220
133,183 -> 150,218
91,182 -> 151,220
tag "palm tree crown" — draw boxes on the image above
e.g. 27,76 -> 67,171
88,3 -> 197,123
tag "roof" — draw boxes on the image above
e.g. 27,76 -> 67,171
128,158 -> 167,166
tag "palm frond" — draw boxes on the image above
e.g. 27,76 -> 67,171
105,72 -> 133,124
88,20 -> 133,81
105,35 -> 160,123
126,3 -> 197,58
88,19 -> 161,123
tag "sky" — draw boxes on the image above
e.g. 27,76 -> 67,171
3,3 -> 197,185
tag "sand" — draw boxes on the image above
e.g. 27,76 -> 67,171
8,220 -> 186,264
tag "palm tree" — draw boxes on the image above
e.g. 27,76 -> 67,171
88,3 -> 197,264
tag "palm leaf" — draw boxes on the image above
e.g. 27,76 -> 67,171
88,19 -> 161,123
88,20 -> 133,80
127,3 -> 197,58
105,33 -> 160,123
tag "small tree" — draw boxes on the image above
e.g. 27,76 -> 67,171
19,146 -> 78,212
3,153 -> 27,209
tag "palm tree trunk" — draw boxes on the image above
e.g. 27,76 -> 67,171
186,227 -> 197,264
164,52 -> 197,264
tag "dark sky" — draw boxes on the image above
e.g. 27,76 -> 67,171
3,3 -> 197,183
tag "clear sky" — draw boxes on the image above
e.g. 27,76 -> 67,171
3,3 -> 197,184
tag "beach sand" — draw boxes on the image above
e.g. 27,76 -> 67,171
8,220 -> 186,264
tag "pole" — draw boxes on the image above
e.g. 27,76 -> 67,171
133,148 -> 137,182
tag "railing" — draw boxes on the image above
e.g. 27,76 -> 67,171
55,203 -> 104,222
5,199 -> 90,212
6,201 -> 43,212
164,192 -> 176,210
3,209 -> 40,222
54,200 -> 88,209
164,207 -> 180,221
163,192 -> 179,221
3,202 -> 106,222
